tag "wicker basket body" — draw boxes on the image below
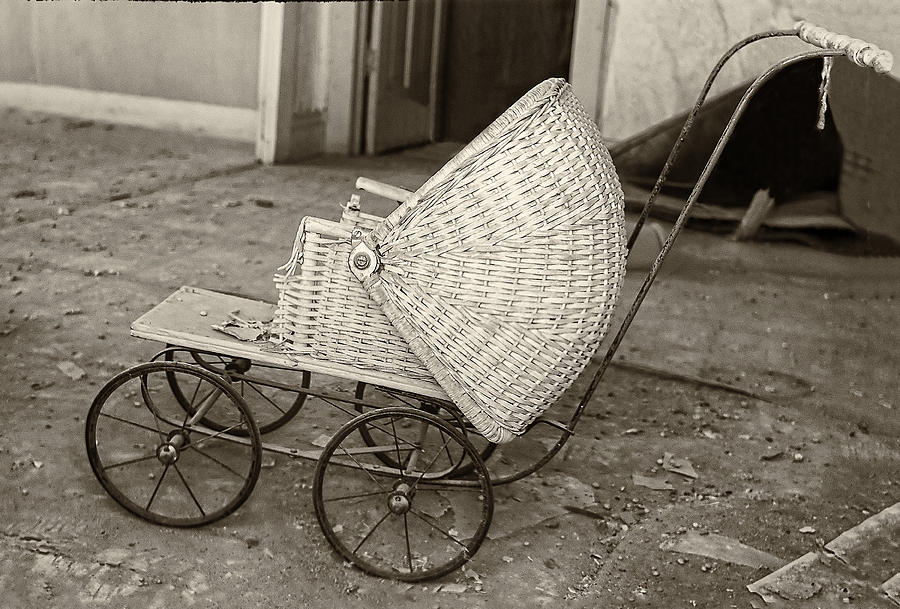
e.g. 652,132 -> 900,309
356,78 -> 627,443
272,210 -> 434,382
273,78 -> 626,444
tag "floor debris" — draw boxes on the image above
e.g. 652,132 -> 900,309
748,501 -> 900,604
662,452 -> 698,479
488,473 -> 594,539
632,473 -> 674,491
732,189 -> 776,242
881,573 -> 900,605
438,583 -> 468,594
660,532 -> 783,569
56,361 -> 85,381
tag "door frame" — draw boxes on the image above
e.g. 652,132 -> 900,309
256,2 -> 361,163
255,0 -> 600,161
569,0 -> 615,131
360,0 -> 446,155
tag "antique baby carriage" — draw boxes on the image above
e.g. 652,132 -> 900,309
84,22 -> 892,581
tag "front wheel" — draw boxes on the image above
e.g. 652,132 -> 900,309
313,407 -> 493,581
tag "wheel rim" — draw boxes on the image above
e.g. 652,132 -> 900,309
163,347 -> 308,435
354,383 -> 497,476
85,361 -> 262,527
313,407 -> 493,581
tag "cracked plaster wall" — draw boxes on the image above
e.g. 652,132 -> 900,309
600,0 -> 900,141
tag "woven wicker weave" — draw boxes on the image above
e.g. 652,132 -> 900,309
272,204 -> 434,382
355,78 -> 627,443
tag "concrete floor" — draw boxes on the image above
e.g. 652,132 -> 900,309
0,109 -> 897,608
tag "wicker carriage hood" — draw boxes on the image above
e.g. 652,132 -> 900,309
355,78 -> 627,444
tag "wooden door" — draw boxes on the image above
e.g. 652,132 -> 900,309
364,0 -> 443,154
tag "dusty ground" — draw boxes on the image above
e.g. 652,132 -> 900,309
0,109 -> 897,608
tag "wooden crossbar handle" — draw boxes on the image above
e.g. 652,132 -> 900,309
355,177 -> 413,203
795,20 -> 893,74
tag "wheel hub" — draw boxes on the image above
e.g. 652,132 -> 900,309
156,431 -> 188,465
388,482 -> 413,515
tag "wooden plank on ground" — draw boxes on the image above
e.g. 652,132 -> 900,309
748,501 -> 900,604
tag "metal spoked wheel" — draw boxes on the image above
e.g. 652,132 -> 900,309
354,382 -> 497,477
313,407 -> 493,581
162,347 -> 309,435
85,361 -> 262,527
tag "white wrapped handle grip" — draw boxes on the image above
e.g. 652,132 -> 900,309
795,21 -> 893,74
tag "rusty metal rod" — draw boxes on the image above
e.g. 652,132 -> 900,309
570,48 -> 846,440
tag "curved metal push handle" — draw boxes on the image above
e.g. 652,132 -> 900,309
795,20 -> 893,73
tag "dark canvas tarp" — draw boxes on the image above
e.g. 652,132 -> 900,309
610,57 -> 900,254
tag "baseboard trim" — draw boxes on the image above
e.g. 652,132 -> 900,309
0,81 -> 257,142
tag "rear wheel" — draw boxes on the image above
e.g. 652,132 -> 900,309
354,382 -> 496,477
162,347 -> 308,435
85,361 -> 262,527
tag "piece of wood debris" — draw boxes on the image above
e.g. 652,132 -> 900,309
732,189 -> 776,241
749,501 -> 900,604
632,473 -> 674,491
660,532 -> 783,569
662,452 -> 698,479
57,361 -> 86,381
212,324 -> 264,342
439,583 -> 468,594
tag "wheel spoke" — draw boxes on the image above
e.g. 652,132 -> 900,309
410,433 -> 455,488
188,377 -> 203,409
439,429 -> 453,467
188,420 -> 249,449
192,386 -> 221,414
102,452 -> 159,471
324,489 -> 389,503
416,484 -> 484,493
173,463 -> 206,517
409,508 -> 468,550
338,445 -> 387,492
403,513 -> 413,573
391,417 -> 404,475
374,386 -> 420,409
352,509 -> 392,555
139,373 -> 166,442
145,464 -> 170,511
245,380 -> 289,414
99,411 -> 166,435
187,444 -> 249,480
318,395 -> 367,421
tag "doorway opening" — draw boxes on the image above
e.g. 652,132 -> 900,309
358,0 -> 576,154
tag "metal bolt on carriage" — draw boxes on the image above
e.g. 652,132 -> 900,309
85,23 -> 892,581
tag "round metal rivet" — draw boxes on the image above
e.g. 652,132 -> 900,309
353,253 -> 371,270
